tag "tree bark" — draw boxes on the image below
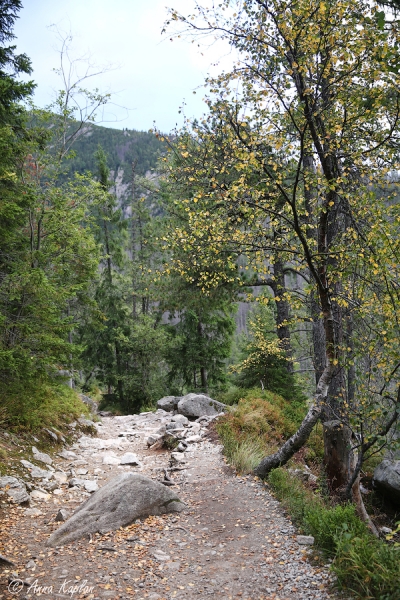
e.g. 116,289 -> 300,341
323,420 -> 353,492
272,256 -> 293,373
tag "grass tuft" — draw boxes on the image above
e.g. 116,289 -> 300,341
269,468 -> 400,600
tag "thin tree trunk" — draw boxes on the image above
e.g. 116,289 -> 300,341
273,256 -> 293,373
254,361 -> 333,476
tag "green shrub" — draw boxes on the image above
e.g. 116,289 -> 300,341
1,380 -> 89,430
305,504 -> 369,556
268,466 -> 319,524
217,386 -> 246,406
334,533 -> 400,599
268,468 -> 400,599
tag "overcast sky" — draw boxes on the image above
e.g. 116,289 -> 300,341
14,0 -> 231,133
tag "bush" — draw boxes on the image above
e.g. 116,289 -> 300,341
268,468 -> 400,600
1,380 -> 90,430
305,504 -> 369,556
217,386 -> 246,406
334,533 -> 400,599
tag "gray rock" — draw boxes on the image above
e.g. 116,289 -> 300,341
69,478 -> 85,488
102,453 -> 120,465
43,428 -> 58,442
185,434 -> 202,444
58,450 -> 78,460
120,453 -> 142,466
170,452 -> 186,464
32,446 -> 52,466
177,393 -> 226,418
147,434 -> 162,446
166,422 -> 184,431
170,414 -> 189,425
0,476 -> 30,505
380,526 -> 392,534
24,508 -> 43,517
297,535 -> 314,545
55,508 -> 69,522
79,394 -> 98,414
40,479 -> 58,492
288,468 -> 318,484
84,480 -> 99,493
20,460 -> 53,480
156,396 -> 180,412
46,473 -> 185,547
30,490 -> 50,501
152,551 -> 171,561
25,560 -> 36,569
78,417 -> 96,428
0,476 -> 22,489
373,459 -> 400,504
76,468 -> 88,475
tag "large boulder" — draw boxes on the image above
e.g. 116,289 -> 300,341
156,396 -> 181,412
177,393 -> 226,418
373,459 -> 400,505
46,473 -> 185,547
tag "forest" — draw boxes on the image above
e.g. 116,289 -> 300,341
1,1 -> 400,597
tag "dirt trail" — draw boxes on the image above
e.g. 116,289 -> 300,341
0,411 -> 336,600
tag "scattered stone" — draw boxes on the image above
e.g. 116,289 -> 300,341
20,460 -> 54,480
30,490 -> 50,501
46,473 -> 185,546
79,394 -> 98,413
102,453 -> 120,465
176,442 -> 187,452
177,393 -> 227,418
76,468 -> 88,475
380,526 -> 392,535
32,446 -> 52,465
170,452 -> 186,465
289,467 -> 318,484
373,459 -> 400,504
186,435 -> 202,444
297,535 -> 314,545
165,422 -> 184,432
0,476 -> 30,504
120,453 -> 142,466
53,472 -> 68,484
69,478 -> 85,488
43,428 -> 58,442
78,417 -> 96,428
152,550 -> 171,561
147,434 -> 162,447
40,480 -> 58,492
57,450 -> 78,460
170,414 -> 189,425
84,480 -> 99,493
24,508 -> 43,517
156,396 -> 180,412
55,508 -> 69,522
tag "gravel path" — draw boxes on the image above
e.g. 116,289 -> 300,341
0,410 -> 337,599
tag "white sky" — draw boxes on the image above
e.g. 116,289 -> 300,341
14,0 -> 232,133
